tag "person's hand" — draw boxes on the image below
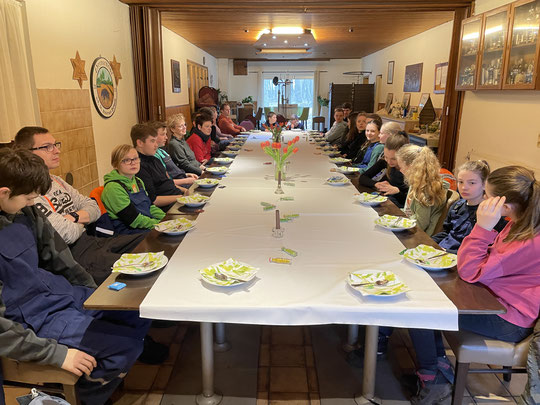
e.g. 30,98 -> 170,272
201,159 -> 208,165
61,348 -> 96,376
200,164 -> 206,171
187,173 -> 199,179
375,181 -> 399,195
63,214 -> 75,222
477,196 -> 506,231
240,127 -> 246,132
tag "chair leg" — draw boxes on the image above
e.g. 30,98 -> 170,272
63,384 -> 80,405
452,361 -> 470,405
502,366 -> 512,382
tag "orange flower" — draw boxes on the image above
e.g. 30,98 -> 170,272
262,124 -> 269,130
273,142 -> 281,149
288,140 -> 293,146
283,147 -> 288,154
260,142 -> 266,148
293,147 -> 299,153
294,136 -> 300,142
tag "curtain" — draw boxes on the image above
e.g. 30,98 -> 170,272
0,0 -> 38,142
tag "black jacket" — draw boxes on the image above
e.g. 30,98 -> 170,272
136,152 -> 183,204
358,159 -> 408,208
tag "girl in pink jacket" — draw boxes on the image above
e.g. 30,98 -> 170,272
407,165 -> 540,405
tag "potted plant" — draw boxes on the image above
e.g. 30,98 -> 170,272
241,96 -> 253,104
317,95 -> 329,116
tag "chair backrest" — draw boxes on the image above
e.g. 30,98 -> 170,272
254,107 -> 263,121
276,114 -> 287,125
239,119 -> 255,131
89,186 -> 107,215
312,116 -> 325,130
440,168 -> 457,191
433,189 -> 459,235
264,107 -> 271,118
298,107 -> 310,121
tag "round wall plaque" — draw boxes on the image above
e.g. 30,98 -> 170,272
90,57 -> 117,118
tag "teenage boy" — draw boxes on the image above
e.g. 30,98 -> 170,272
151,120 -> 199,185
132,123 -> 185,212
14,127 -> 144,285
325,107 -> 348,146
0,148 -> 151,405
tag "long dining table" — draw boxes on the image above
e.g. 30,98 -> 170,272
85,130 -> 504,405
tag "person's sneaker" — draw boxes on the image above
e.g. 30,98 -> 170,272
410,370 -> 452,405
138,335 -> 169,365
437,356 -> 455,384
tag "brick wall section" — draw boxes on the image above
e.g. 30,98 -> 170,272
38,89 -> 99,197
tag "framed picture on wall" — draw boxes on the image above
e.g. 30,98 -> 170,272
387,61 -> 394,84
418,93 -> 430,110
385,92 -> 393,112
171,59 -> 181,93
434,62 -> 448,94
402,93 -> 411,108
404,63 -> 423,92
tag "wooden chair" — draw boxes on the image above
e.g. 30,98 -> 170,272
444,331 -> 531,405
312,116 -> 325,131
89,186 -> 107,215
298,107 -> 310,129
1,357 -> 80,404
433,189 -> 459,235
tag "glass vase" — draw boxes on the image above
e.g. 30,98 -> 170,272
274,161 -> 286,181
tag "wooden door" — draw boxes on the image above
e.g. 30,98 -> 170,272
187,60 -> 209,113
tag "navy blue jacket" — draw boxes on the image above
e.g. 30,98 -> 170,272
432,198 -> 507,254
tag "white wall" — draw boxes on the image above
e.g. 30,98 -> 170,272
455,0 -> 540,175
25,0 -> 137,180
162,26 -> 218,107
360,21 -> 453,109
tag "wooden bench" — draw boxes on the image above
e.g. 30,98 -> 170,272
1,357 -> 79,404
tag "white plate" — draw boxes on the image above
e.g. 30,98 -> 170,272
206,166 -> 229,175
355,192 -> 388,206
196,178 -> 220,188
112,252 -> 168,276
213,158 -> 233,165
326,176 -> 349,186
402,244 -> 457,271
374,215 -> 417,231
222,151 -> 239,157
199,258 -> 259,287
177,194 -> 209,208
227,146 -> 241,151
348,270 -> 409,297
337,166 -> 361,174
154,218 -> 196,235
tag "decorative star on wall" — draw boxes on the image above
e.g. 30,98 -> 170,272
70,51 -> 87,88
110,55 -> 122,85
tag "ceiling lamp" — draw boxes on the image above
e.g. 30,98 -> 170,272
254,28 -> 316,55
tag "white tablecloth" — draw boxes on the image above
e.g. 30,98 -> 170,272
140,131 -> 458,330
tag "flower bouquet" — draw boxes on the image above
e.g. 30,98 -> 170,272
260,136 -> 300,182
263,122 -> 285,143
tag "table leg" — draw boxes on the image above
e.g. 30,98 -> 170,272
196,322 -> 223,405
354,325 -> 381,405
214,323 -> 231,352
343,324 -> 359,352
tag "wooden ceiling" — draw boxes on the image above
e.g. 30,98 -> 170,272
121,1 -> 472,60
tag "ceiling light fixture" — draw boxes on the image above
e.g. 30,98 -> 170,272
257,48 -> 311,54
271,27 -> 304,35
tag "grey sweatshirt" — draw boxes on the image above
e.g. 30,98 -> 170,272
34,175 -> 101,244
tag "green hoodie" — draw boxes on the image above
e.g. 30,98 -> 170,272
101,169 -> 165,229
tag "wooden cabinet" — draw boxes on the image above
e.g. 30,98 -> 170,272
456,0 -> 540,91
503,0 -> 540,89
477,5 -> 511,89
456,15 -> 483,90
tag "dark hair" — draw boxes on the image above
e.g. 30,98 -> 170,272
199,107 -> 214,116
487,166 -> 540,242
130,124 -> 156,147
148,121 -> 167,131
385,132 -> 409,151
344,112 -> 359,142
365,113 -> 382,129
342,102 -> 352,110
366,119 -> 382,132
220,103 -> 230,111
195,110 -> 213,127
267,111 -> 276,119
0,148 -> 51,196
14,126 -> 49,149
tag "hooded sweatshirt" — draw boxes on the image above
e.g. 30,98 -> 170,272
101,169 -> 165,230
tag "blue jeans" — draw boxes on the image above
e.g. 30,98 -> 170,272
409,314 -> 533,372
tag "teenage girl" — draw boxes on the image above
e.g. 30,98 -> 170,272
358,132 -> 409,207
353,120 -> 384,174
408,166 -> 540,404
340,112 -> 366,157
433,160 -> 506,253
396,145 -> 446,236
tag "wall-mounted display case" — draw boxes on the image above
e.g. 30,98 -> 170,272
477,5 -> 510,89
503,0 -> 540,89
456,16 -> 483,90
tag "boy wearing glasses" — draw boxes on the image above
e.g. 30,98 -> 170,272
13,127 -> 144,285
0,148 -> 151,405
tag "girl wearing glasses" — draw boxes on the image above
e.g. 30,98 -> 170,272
100,145 -> 165,234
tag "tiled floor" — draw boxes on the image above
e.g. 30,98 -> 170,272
3,324 -> 528,404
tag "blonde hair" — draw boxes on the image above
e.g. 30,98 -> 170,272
397,145 -> 446,207
487,166 -> 540,242
166,113 -> 186,139
111,144 -> 136,169
456,160 -> 490,183
380,122 -> 401,138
